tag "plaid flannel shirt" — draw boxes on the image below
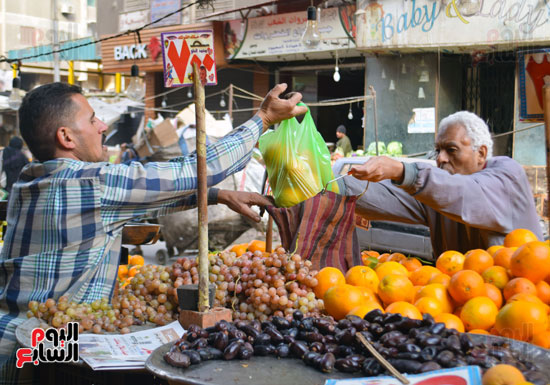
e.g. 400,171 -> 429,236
0,115 -> 263,378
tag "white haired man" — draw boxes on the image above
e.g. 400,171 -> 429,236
339,111 -> 542,257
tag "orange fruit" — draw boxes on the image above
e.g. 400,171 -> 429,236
493,247 -> 516,270
453,305 -> 463,317
361,251 -> 379,268
356,286 -> 378,303
481,266 -> 509,290
314,267 -> 346,299
436,250 -> 465,276
385,301 -> 422,320
400,258 -> 422,272
503,277 -> 537,300
463,249 -> 494,274
448,270 -> 486,305
118,264 -> 129,279
230,243 -> 248,257
323,284 -> 365,320
347,302 -> 384,318
378,274 -> 414,305
506,293 -> 549,312
428,273 -> 451,287
530,330 -> 550,349
414,297 -> 443,317
434,313 -> 465,333
487,245 -> 504,256
469,329 -> 490,335
345,265 -> 379,293
536,280 -> 550,305
129,254 -> 145,266
362,250 -> 380,258
374,261 -> 409,280
484,283 -> 503,309
247,240 -> 266,253
509,241 -> 550,283
128,265 -> 140,277
504,228 -> 539,248
410,265 -> 441,286
378,253 -> 391,262
495,301 -> 548,341
482,364 -> 525,385
460,296 -> 498,331
387,252 -> 408,263
416,283 -> 454,313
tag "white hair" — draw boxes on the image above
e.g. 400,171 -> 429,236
438,111 -> 493,159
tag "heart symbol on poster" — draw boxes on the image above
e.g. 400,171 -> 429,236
207,48 -> 213,56
209,74 -> 214,81
167,40 -> 190,83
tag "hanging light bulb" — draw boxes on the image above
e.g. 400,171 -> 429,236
389,79 -> 395,91
301,6 -> 320,49
161,96 -> 167,108
418,87 -> 426,99
458,0 -> 481,16
347,104 -> 353,120
401,64 -> 407,74
8,77 -> 23,110
126,64 -> 145,101
333,51 -> 340,82
381,69 -> 386,79
187,87 -> 193,99
219,94 -> 226,108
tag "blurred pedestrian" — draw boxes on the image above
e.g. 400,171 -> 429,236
335,124 -> 352,156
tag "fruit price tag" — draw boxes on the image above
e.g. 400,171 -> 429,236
324,366 -> 482,385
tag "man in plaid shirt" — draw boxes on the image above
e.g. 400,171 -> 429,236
0,82 -> 306,383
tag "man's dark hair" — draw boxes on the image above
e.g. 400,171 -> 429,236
336,124 -> 346,135
19,82 -> 82,161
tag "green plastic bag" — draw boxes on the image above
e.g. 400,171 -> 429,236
259,104 -> 339,207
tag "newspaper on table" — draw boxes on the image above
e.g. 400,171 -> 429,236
79,321 -> 185,370
324,366 -> 482,385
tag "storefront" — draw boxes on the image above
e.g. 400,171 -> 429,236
222,4 -> 368,151
100,22 -> 268,126
354,0 -> 550,160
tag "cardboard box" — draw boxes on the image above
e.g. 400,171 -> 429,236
135,119 -> 179,157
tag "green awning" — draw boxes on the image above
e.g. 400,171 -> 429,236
8,37 -> 100,63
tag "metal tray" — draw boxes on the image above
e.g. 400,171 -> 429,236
145,342 -> 358,385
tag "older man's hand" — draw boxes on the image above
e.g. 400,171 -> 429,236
217,190 -> 274,222
257,83 -> 308,129
350,156 -> 405,183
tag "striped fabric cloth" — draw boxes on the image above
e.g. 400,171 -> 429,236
0,115 -> 263,383
267,190 -> 361,273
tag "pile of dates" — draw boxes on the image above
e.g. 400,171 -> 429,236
164,309 -> 546,384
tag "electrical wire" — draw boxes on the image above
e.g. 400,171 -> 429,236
0,0 -> 204,63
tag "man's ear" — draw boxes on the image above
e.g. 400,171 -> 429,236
477,144 -> 488,165
56,126 -> 76,150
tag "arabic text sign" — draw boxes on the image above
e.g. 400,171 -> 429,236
161,30 -> 217,88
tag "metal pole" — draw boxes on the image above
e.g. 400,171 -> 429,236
52,0 -> 60,82
369,85 -> 379,156
228,84 -> 234,123
194,63 -> 209,313
363,57 -> 368,151
543,85 -> 550,228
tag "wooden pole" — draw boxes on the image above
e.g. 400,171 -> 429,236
543,85 -> 550,227
363,57 -> 368,151
266,217 -> 273,253
228,84 -> 234,123
194,63 -> 209,313
369,85 -> 379,156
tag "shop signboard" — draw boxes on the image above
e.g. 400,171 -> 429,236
151,0 -> 181,27
119,10 -> 150,31
223,5 -> 356,60
161,30 -> 217,88
355,0 -> 549,51
518,49 -> 550,121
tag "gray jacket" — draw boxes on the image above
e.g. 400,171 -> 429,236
341,156 -> 543,257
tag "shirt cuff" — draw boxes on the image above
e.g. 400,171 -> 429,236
392,162 -> 418,188
207,188 -> 219,205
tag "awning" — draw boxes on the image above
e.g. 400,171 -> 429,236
8,37 -> 100,63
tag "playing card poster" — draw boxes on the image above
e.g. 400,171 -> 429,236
518,49 -> 550,121
161,30 -> 217,88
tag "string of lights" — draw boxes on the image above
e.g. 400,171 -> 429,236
0,0 -> 210,64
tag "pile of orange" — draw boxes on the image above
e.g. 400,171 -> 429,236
229,240 -> 267,257
313,229 -> 550,349
117,254 -> 146,288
